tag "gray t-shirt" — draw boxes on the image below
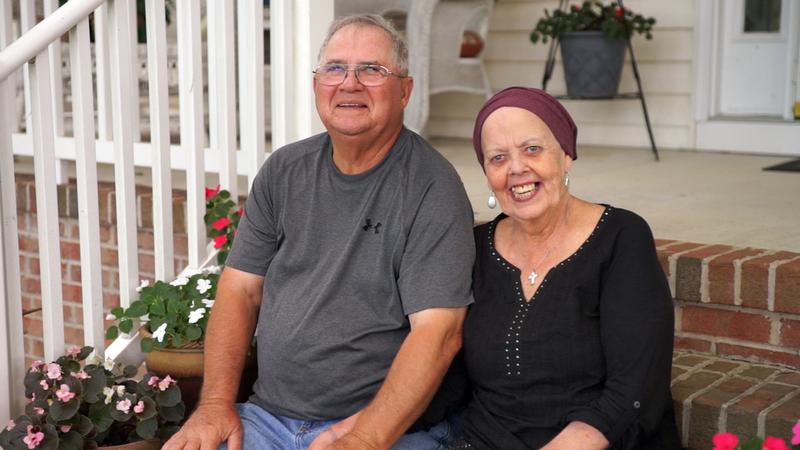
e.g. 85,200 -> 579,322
226,128 -> 475,420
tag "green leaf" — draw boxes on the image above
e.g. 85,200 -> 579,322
89,403 -> 114,433
110,307 -> 124,318
157,424 -> 181,440
50,398 -> 80,421
119,319 -> 134,334
77,346 -> 93,360
156,385 -> 182,407
141,337 -> 155,353
65,359 -> 81,373
158,402 -> 186,422
125,300 -> 149,318
185,325 -> 202,341
122,365 -> 138,378
105,326 -> 119,340
150,301 -> 166,316
82,367 -> 106,403
58,430 -> 84,450
137,396 -> 157,420
171,334 -> 182,347
109,405 -> 133,423
136,416 -> 158,439
76,414 -> 95,436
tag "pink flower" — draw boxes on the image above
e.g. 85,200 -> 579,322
33,407 -> 44,416
213,234 -> 228,249
205,185 -> 221,200
116,398 -> 132,414
147,375 -> 161,388
6,419 -> 15,431
65,346 -> 81,357
762,436 -> 790,450
157,375 -> 174,392
614,6 -> 624,17
212,217 -> 232,231
70,370 -> 89,380
59,424 -> 71,433
23,425 -> 44,449
45,363 -> 62,380
238,207 -> 244,217
134,400 -> 145,414
712,432 -> 739,450
791,420 -> 800,446
39,380 -> 49,390
55,384 -> 75,402
29,360 -> 44,372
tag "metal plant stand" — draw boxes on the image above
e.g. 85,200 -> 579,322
541,0 -> 659,160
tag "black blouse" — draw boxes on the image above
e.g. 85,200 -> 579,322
460,206 -> 680,449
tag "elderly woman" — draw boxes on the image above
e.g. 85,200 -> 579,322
453,87 -> 680,449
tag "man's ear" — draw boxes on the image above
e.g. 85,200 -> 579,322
400,76 -> 413,108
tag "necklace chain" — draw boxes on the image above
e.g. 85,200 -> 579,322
527,246 -> 553,285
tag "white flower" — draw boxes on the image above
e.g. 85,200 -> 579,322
204,265 -> 221,274
188,308 -> 206,324
196,279 -> 212,294
139,313 -> 149,323
87,354 -> 103,366
115,385 -> 126,396
103,358 -> 116,371
152,323 -> 168,342
102,387 -> 115,404
136,279 -> 150,293
169,277 -> 189,287
201,298 -> 215,308
182,267 -> 203,278
105,313 -> 116,320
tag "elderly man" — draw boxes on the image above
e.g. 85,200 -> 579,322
164,14 -> 474,450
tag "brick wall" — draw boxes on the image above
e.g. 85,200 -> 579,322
656,239 -> 800,368
15,175 -> 192,365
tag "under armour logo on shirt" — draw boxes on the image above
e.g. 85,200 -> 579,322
362,219 -> 382,234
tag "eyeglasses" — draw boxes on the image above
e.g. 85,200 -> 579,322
313,63 -> 407,87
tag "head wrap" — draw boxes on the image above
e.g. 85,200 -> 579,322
472,86 -> 577,167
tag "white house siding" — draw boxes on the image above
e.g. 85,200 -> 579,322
426,0 -> 697,151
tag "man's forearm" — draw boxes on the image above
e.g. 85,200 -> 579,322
198,269 -> 262,405
347,310 -> 465,449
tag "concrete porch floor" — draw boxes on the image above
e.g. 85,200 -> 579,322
432,139 -> 800,253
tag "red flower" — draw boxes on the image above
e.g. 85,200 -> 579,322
205,185 -> 221,200
212,217 -> 232,231
238,207 -> 244,217
213,234 -> 228,249
763,436 -> 790,450
571,4 -> 580,11
712,432 -> 739,450
614,6 -> 624,17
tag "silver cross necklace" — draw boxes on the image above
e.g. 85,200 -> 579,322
527,246 -> 554,285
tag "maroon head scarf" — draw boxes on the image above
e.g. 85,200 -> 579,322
472,86 -> 577,167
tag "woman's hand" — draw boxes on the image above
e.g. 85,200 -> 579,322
540,421 -> 609,450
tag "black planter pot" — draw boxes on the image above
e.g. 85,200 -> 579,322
559,31 -> 626,98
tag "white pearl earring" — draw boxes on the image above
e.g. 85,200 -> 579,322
564,174 -> 570,188
487,192 -> 497,209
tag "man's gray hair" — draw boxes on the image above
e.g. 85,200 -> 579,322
318,14 -> 409,76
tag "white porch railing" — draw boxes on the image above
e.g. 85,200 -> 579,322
0,0 -> 332,425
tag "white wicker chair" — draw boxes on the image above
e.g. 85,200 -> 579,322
335,0 -> 492,135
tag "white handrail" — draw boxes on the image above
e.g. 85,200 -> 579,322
0,0 -> 106,80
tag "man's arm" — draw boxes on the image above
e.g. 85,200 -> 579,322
309,306 -> 466,450
163,267 -> 264,450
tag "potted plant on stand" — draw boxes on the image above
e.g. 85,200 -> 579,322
530,1 -> 655,98
105,187 -> 251,413
0,346 -> 184,450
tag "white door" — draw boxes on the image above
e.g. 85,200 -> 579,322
717,0 -> 798,119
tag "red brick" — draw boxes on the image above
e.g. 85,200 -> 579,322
59,240 -> 81,261
69,264 -> 82,283
655,239 -> 677,248
727,383 -> 796,437
773,372 -> 800,386
778,318 -> 800,347
64,325 -> 85,347
173,235 -> 188,258
671,366 -> 687,382
673,354 -> 714,369
674,336 -> 713,353
25,336 -> 44,361
28,257 -> 40,276
138,230 -> 155,251
101,247 -> 118,266
681,305 -> 771,343
21,295 -> 40,312
23,314 -> 43,336
18,235 -> 39,252
775,258 -> 800,314
717,343 -> 800,367
656,242 -> 706,280
688,376 -> 760,450
764,390 -> 800,442
102,269 -> 118,290
21,277 -> 41,296
103,292 -> 121,310
99,224 -> 113,244
62,283 -> 83,303
139,253 -> 155,275
708,248 -> 768,305
671,371 -> 723,404
741,251 -> 798,310
676,246 -> 734,302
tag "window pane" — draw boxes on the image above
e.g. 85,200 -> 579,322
744,0 -> 781,32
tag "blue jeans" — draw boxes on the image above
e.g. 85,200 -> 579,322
219,402 -> 458,450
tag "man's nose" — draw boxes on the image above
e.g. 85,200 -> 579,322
339,69 -> 362,90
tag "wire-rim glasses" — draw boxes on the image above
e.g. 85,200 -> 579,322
313,63 -> 406,87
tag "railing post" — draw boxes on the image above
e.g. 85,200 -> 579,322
108,0 -> 140,308
0,0 -> 26,423
237,0 -> 266,189
145,0 -> 175,281
69,18 -> 105,354
177,0 -> 207,268
94,4 -> 114,140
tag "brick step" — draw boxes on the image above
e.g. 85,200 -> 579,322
672,351 -> 800,449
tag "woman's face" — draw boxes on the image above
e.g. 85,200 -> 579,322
481,107 -> 573,222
